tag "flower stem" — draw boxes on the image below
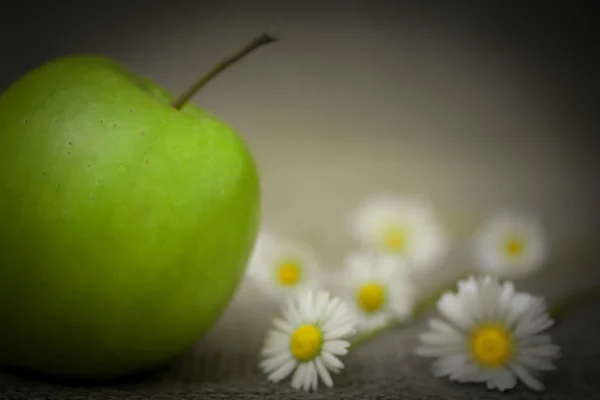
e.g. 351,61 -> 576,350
350,321 -> 398,348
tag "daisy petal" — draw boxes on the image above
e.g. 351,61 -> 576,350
261,345 -> 286,358
268,359 -> 297,382
324,297 -> 343,320
315,357 -> 334,387
324,323 -> 356,340
520,344 -> 561,358
300,291 -> 314,323
324,340 -> 351,356
497,281 -> 515,320
283,301 -> 303,327
457,277 -> 483,320
510,363 -> 545,391
431,354 -> 470,378
491,369 -> 517,391
314,291 -> 331,323
516,318 -> 554,339
428,318 -> 462,336
437,293 -> 474,330
265,330 -> 288,345
272,318 -> 294,334
321,351 -> 344,371
291,362 -> 308,390
311,362 -> 319,391
517,354 -> 557,371
505,293 -> 538,328
261,352 -> 293,374
302,361 -> 315,392
518,334 -> 552,347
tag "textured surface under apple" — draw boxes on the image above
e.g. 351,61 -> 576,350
0,301 -> 599,399
1,253 -> 599,399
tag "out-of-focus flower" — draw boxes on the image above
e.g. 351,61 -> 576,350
415,276 -> 561,392
333,252 -> 416,333
351,195 -> 448,273
246,232 -> 324,300
473,212 -> 548,279
259,289 -> 356,391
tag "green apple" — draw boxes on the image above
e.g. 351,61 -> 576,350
0,34 -> 277,380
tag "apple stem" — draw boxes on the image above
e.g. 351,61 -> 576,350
171,32 -> 280,110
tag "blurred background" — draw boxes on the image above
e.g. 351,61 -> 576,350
2,0 -> 599,384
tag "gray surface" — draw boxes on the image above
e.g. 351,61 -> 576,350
1,300 -> 599,399
1,245 -> 600,399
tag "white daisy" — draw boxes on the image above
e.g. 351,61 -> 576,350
351,195 -> 448,273
260,289 -> 356,391
334,252 -> 416,333
246,231 -> 324,300
473,212 -> 548,279
415,275 -> 561,392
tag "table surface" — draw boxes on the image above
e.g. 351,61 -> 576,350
1,285 -> 599,400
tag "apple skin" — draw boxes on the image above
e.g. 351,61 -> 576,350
0,55 -> 260,380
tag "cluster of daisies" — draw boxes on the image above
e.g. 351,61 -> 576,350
244,195 -> 559,393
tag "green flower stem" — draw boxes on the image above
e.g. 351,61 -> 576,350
350,321 -> 397,348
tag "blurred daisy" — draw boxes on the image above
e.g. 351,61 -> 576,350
416,276 -> 560,392
334,252 -> 416,333
351,195 -> 448,273
246,232 -> 324,300
473,212 -> 548,279
260,289 -> 356,391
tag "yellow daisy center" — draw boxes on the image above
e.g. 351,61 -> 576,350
382,226 -> 410,253
290,325 -> 322,361
469,323 -> 514,368
502,236 -> 526,257
276,261 -> 301,286
357,282 -> 386,313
